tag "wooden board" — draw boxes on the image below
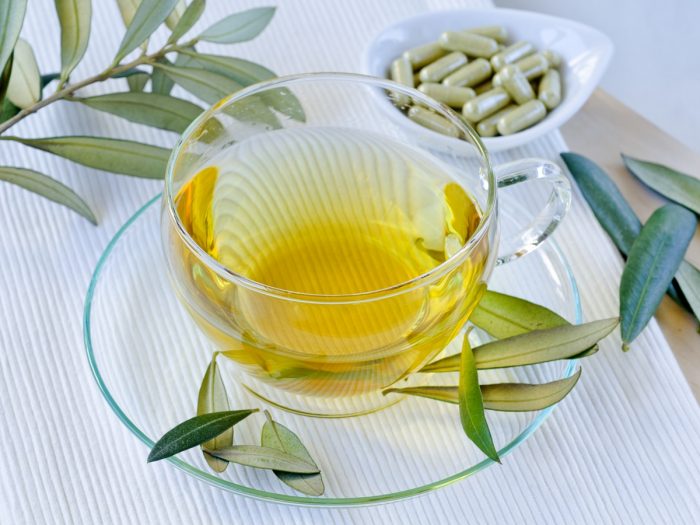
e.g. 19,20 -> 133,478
561,89 -> 700,400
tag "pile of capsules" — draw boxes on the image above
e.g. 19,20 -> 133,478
389,26 -> 562,138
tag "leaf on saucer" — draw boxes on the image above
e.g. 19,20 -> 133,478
147,410 -> 256,463
458,332 -> 500,463
470,289 -> 568,339
383,368 -> 582,412
261,411 -> 324,496
205,445 -> 319,474
622,154 -> 700,215
197,353 -> 232,472
620,205 -> 696,349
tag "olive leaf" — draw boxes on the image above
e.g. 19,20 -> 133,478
261,411 -> 324,496
164,0 -> 186,30
205,445 -> 320,474
76,92 -> 203,134
115,0 -> 148,52
126,72 -> 148,92
6,38 -> 39,109
55,0 -> 92,83
150,57 -> 174,95
148,410 -> 257,463
0,52 -> 12,105
620,205 -> 697,349
561,152 -> 696,314
0,166 -> 96,223
420,318 -> 617,373
470,289 -> 568,339
458,331 -> 500,463
197,6 -> 275,44
675,261 -> 700,326
197,353 -> 232,473
0,0 -> 27,77
166,0 -> 205,44
113,0 -> 180,64
622,154 -> 700,215
384,368 -> 582,412
152,62 -> 242,103
6,135 -> 170,179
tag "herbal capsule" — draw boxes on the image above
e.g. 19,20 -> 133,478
390,56 -> 414,107
442,58 -> 492,87
538,69 -> 562,109
465,25 -> 509,43
542,49 -> 561,67
473,80 -> 493,95
498,65 -> 535,104
514,53 -> 549,80
439,31 -> 499,58
408,106 -> 460,137
413,71 -> 421,85
476,104 -> 517,136
403,42 -> 447,69
418,83 -> 476,108
490,41 -> 535,71
462,87 -> 511,122
419,52 -> 468,82
497,99 -> 547,135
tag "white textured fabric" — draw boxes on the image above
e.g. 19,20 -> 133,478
1,1 -> 699,523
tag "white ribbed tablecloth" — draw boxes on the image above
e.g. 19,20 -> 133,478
1,1 -> 699,523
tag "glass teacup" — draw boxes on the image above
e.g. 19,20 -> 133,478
161,73 -> 570,417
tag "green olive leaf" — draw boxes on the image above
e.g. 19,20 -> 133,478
6,38 -> 39,109
164,0 -> 186,30
7,135 -> 170,179
0,51 -> 12,105
178,49 -> 305,122
458,332 -> 500,463
620,204 -> 697,349
126,72 -> 148,91
197,353 -> 232,473
197,6 -> 275,44
206,445 -> 319,474
384,368 -> 582,412
470,289 -> 568,339
113,0 -> 180,64
675,261 -> 700,326
166,0 -> 205,44
76,92 -> 202,134
420,318 -> 617,373
150,57 -> 174,95
0,166 -> 96,223
622,154 -> 700,215
147,410 -> 257,463
55,0 -> 92,83
0,0 -> 27,78
152,62 -> 242,103
561,152 -> 641,255
261,411 -> 324,496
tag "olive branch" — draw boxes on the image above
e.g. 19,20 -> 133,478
0,0 -> 296,224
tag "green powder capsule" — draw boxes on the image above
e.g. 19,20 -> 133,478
465,25 -> 509,43
490,41 -> 535,71
462,87 -> 511,122
497,99 -> 547,135
439,31 -> 499,58
538,69 -> 562,109
514,53 -> 549,80
419,52 -> 468,82
498,65 -> 535,104
542,49 -> 562,67
408,106 -> 460,137
390,56 -> 414,107
442,58 -> 492,88
403,42 -> 447,69
476,104 -> 518,136
418,83 -> 476,108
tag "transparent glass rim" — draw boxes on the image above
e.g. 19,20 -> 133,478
84,194 -> 582,507
164,72 -> 497,303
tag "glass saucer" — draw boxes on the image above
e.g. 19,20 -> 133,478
84,194 -> 581,507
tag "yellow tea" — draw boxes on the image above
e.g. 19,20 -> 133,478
169,127 -> 490,397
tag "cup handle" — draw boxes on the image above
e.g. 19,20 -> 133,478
493,158 -> 572,265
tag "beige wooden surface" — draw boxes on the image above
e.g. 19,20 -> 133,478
561,89 -> 700,400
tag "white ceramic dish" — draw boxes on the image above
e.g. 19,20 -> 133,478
363,8 -> 613,152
